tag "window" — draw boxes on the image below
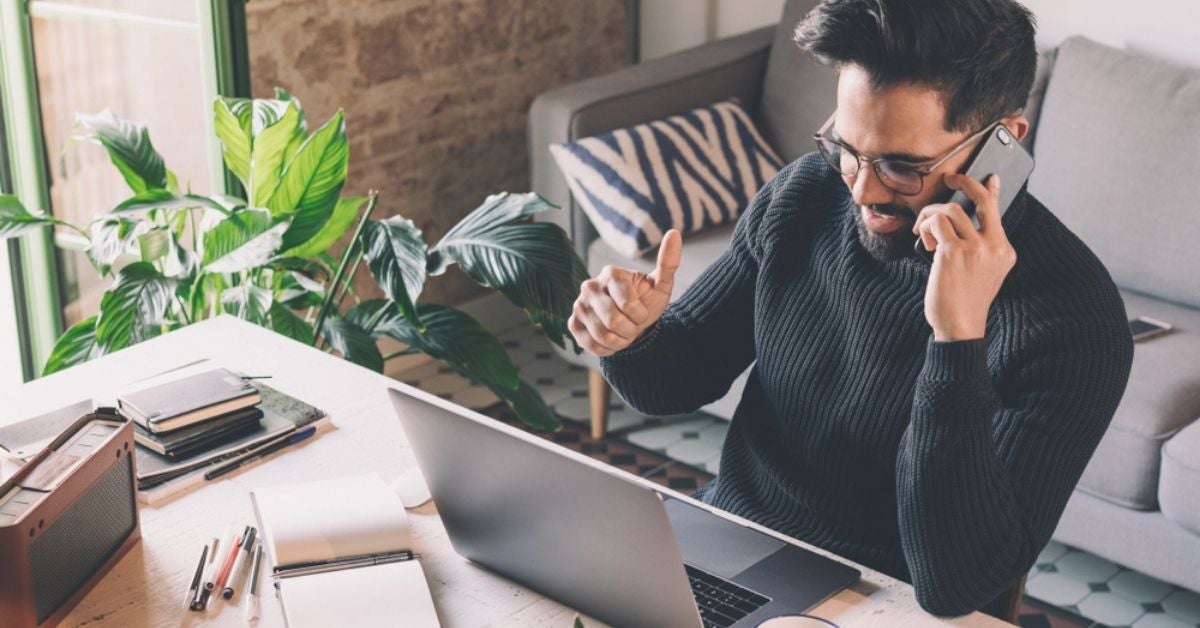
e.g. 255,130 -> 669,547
0,0 -> 248,380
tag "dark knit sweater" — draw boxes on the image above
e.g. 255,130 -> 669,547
600,152 -> 1134,617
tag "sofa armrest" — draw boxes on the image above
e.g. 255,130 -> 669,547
529,25 -> 776,260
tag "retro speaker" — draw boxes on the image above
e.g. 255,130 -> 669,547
0,408 -> 141,627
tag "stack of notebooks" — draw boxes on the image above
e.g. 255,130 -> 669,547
122,368 -> 264,460
0,363 -> 330,506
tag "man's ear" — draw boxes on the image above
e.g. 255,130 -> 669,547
1004,115 -> 1031,142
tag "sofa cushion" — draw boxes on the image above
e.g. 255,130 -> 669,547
1028,36 -> 1200,310
550,99 -> 782,259
1075,290 -> 1200,509
1160,419 -> 1200,535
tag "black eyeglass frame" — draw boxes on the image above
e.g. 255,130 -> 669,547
812,111 -> 1003,196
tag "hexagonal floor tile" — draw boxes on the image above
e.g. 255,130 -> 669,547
519,358 -> 566,381
1025,572 -> 1091,607
1109,570 -> 1175,604
1132,612 -> 1195,628
665,438 -> 723,466
626,418 -> 716,451
698,421 -> 730,447
1162,588 -> 1200,624
1077,591 -> 1146,627
1056,550 -> 1120,583
1036,540 -> 1070,565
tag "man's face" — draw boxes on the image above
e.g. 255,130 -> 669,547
833,65 -> 979,262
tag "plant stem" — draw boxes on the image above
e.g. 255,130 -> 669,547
333,248 -> 364,310
314,190 -> 379,348
382,348 -> 420,361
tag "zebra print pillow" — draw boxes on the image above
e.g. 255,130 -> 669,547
549,99 -> 784,258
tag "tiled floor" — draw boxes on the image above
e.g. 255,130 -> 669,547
1026,540 -> 1200,628
395,321 -> 1200,628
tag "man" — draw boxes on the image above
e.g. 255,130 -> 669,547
567,0 -> 1134,619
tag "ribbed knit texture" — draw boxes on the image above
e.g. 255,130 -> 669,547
601,152 -> 1134,617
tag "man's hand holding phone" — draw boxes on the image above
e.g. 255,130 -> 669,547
569,229 -> 683,357
913,173 -> 1018,342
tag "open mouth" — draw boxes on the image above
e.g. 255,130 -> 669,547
861,206 -> 910,234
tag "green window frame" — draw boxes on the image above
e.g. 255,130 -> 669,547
0,0 -> 249,383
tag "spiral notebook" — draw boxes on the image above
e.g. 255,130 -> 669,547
250,473 -> 440,628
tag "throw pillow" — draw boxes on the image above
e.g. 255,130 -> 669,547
549,99 -> 784,258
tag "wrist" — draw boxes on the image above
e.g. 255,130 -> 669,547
932,322 -> 985,342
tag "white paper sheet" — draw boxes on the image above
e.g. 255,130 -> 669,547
251,473 -> 412,568
278,560 -> 440,628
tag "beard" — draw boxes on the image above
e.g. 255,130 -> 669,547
851,203 -> 918,262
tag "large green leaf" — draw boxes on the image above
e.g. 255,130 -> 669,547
487,379 -> 560,431
214,98 -> 251,188
349,300 -> 518,391
429,194 -> 586,351
282,195 -> 365,259
271,110 -> 349,248
202,209 -> 288,273
86,217 -> 145,274
220,283 -> 272,325
112,190 -> 228,217
138,229 -> 170,264
320,315 -> 383,372
267,302 -> 315,345
0,195 -> 55,239
42,316 -> 99,376
76,110 -> 168,194
94,262 -> 177,352
249,102 -> 301,208
360,217 -> 427,326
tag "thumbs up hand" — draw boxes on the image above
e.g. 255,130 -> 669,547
569,229 -> 683,357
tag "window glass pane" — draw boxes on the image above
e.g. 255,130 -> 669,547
35,0 -> 196,23
0,252 -> 25,389
30,9 -> 212,326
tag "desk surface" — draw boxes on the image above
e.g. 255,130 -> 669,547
1,316 -> 1009,627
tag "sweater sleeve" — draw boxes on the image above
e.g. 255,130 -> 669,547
598,189 -> 766,416
896,314 -> 1134,616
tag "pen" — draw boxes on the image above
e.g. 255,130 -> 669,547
224,527 -> 257,599
182,544 -> 208,614
245,545 -> 264,623
215,526 -> 247,594
201,524 -> 234,608
205,426 -> 316,481
192,535 -> 219,610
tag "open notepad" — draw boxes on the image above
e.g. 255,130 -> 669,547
250,473 -> 440,628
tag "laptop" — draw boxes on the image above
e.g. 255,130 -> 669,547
389,387 -> 860,628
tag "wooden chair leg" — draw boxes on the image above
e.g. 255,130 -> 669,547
589,369 -> 611,440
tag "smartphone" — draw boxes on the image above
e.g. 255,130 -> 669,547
915,123 -> 1035,261
1129,316 -> 1173,342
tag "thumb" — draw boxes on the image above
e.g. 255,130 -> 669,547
650,229 -> 683,294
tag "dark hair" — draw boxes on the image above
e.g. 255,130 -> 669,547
794,0 -> 1037,133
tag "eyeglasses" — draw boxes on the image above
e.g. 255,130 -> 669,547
812,111 -> 997,196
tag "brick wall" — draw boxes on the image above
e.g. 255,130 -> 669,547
245,0 -> 629,305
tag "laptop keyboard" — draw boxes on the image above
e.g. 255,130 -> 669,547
685,563 -> 772,628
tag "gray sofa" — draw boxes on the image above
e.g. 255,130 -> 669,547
529,0 -> 1200,595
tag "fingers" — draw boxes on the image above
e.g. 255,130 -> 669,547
568,309 -> 614,357
598,265 -> 650,323
582,280 -> 640,339
650,229 -> 683,297
925,215 -> 957,258
945,172 -> 1002,233
914,201 -> 975,241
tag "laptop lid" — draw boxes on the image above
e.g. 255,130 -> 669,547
388,386 -> 703,628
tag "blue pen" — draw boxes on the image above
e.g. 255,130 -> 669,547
204,426 -> 318,480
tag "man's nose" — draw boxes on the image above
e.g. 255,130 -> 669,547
850,164 -> 894,207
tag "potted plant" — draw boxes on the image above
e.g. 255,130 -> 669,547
0,91 -> 586,430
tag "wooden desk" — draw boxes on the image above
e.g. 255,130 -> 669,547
1,316 -> 1009,627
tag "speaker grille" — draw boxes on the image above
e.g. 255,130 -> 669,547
29,453 -> 136,623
